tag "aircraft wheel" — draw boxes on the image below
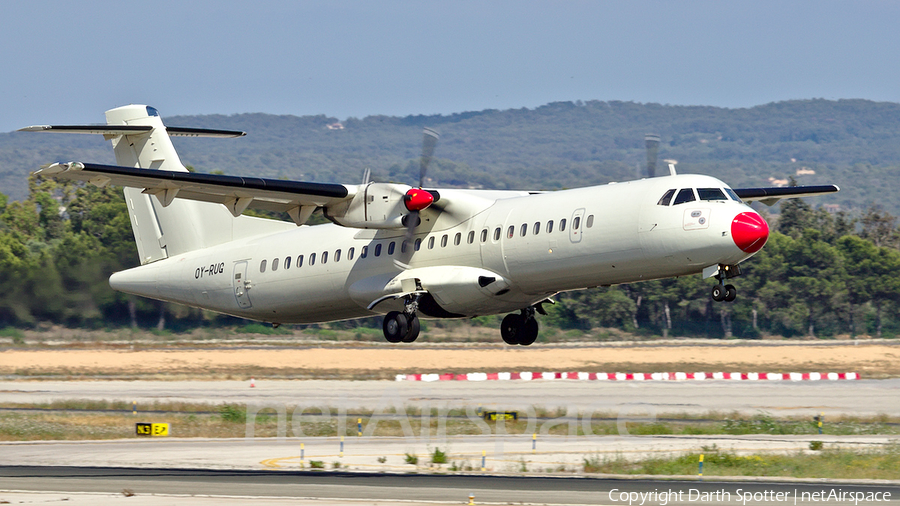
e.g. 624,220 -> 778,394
501,313 -> 523,345
402,314 -> 421,343
383,311 -> 408,343
711,284 -> 726,302
518,317 -> 539,346
724,284 -> 737,302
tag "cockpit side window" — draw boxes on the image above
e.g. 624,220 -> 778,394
657,189 -> 676,206
724,188 -> 742,203
698,188 -> 727,201
672,188 -> 696,205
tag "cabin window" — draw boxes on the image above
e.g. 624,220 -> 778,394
481,229 -> 488,243
573,216 -> 581,230
334,249 -> 341,262
441,234 -> 448,247
374,244 -> 382,257
284,257 -> 291,270
493,227 -> 501,241
698,188 -> 728,201
260,259 -> 267,272
388,242 -> 395,255
296,255 -> 304,268
507,226 -> 515,239
321,251 -> 328,264
520,224 -> 527,237
586,215 -> 594,228
560,218 -> 567,231
272,258 -> 279,271
547,220 -> 554,233
533,222 -> 540,235
361,246 -> 368,259
309,253 -> 316,265
401,241 -> 408,253
468,231 -> 475,244
348,248 -> 355,260
415,238 -> 422,251
428,236 -> 435,249
657,189 -> 676,206
673,188 -> 696,205
454,232 -> 461,246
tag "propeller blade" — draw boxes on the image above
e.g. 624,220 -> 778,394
396,127 -> 439,270
419,127 -> 439,188
394,210 -> 419,270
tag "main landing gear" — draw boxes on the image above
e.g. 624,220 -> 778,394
382,295 -> 421,343
710,264 -> 741,303
500,305 -> 546,346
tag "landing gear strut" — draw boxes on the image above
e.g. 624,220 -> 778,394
501,307 -> 539,346
711,264 -> 740,303
382,295 -> 421,343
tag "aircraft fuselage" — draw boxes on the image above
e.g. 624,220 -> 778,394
110,173 -> 763,324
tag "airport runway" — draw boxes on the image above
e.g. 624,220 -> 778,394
3,378 -> 900,416
4,379 -> 900,504
3,466 -> 900,505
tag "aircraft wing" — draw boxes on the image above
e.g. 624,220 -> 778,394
20,125 -> 246,138
34,162 -> 354,223
732,184 -> 840,206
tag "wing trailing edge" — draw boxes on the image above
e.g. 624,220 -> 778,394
19,125 -> 246,138
732,184 -> 840,206
34,162 -> 354,224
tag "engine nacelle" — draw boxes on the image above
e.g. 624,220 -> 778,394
325,182 -> 411,229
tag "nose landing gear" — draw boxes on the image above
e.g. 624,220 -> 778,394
711,282 -> 737,302
710,264 -> 741,303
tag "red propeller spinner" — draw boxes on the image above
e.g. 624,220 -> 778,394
404,188 -> 434,212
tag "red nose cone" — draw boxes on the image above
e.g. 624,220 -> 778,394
731,212 -> 769,254
404,189 -> 434,212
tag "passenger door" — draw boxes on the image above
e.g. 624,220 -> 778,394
233,261 -> 252,309
569,208 -> 585,243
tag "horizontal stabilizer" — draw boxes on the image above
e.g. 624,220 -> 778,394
34,162 -> 354,224
19,125 -> 245,138
733,184 -> 840,206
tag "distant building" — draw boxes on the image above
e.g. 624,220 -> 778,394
768,177 -> 789,187
326,122 -> 344,130
823,204 -> 841,214
796,167 -> 816,175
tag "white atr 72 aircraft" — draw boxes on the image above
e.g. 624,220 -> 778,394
24,105 -> 838,345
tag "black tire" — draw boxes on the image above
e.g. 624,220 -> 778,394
518,317 -> 539,346
383,311 -> 408,343
501,313 -> 523,345
402,314 -> 421,343
724,284 -> 737,302
711,284 -> 725,302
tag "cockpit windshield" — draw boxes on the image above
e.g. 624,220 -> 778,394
697,188 -> 728,201
672,188 -> 696,205
724,188 -> 742,203
658,187 -> 742,206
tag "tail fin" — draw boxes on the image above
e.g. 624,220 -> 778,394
104,105 -> 292,263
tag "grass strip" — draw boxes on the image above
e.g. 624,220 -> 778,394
583,444 -> 900,480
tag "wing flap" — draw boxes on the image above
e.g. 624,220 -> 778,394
34,162 -> 354,220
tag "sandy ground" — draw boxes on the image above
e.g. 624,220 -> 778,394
1,341 -> 898,378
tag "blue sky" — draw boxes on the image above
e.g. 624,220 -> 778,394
2,1 -> 899,132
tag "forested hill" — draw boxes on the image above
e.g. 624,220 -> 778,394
2,98 -> 900,213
